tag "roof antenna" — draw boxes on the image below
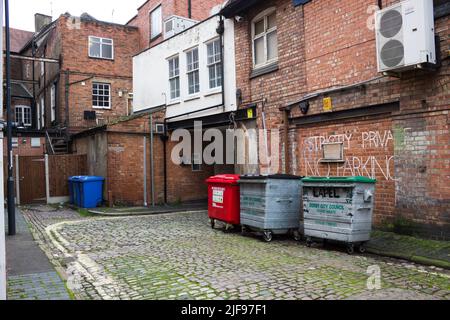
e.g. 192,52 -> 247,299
50,1 -> 53,18
112,9 -> 115,22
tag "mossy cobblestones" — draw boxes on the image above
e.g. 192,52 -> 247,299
21,208 -> 450,300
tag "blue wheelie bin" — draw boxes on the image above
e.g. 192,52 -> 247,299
69,176 -> 105,208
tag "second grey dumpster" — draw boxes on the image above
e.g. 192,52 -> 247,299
239,175 -> 303,242
302,176 -> 376,254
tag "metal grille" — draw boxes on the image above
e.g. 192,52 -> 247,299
381,39 -> 404,68
379,9 -> 403,38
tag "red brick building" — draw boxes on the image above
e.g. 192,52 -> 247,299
221,0 -> 449,239
127,0 -> 225,50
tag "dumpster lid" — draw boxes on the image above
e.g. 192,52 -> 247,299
302,176 -> 377,183
239,174 -> 303,180
206,174 -> 241,184
69,176 -> 105,182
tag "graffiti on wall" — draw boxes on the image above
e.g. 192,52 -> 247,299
301,129 -> 396,181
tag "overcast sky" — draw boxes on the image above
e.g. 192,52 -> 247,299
7,0 -> 148,31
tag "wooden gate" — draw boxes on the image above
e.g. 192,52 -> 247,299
18,156 -> 46,204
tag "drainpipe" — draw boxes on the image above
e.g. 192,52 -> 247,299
143,136 -> 148,207
217,17 -> 225,112
32,40 -> 37,129
163,119 -> 168,204
188,0 -> 192,19
64,70 -> 69,137
283,109 -> 290,174
378,0 -> 382,9
150,114 -> 155,207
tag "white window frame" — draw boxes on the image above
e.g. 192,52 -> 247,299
88,36 -> 114,60
31,138 -> 41,148
12,137 -> 18,148
150,5 -> 162,40
251,8 -> 278,69
40,97 -> 45,128
186,47 -> 200,96
92,82 -> 111,109
36,101 -> 41,130
206,38 -> 222,90
15,105 -> 32,127
168,55 -> 180,101
51,84 -> 56,122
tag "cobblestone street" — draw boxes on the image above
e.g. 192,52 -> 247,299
22,207 -> 450,300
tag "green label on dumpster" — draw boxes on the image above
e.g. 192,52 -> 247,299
308,202 -> 346,215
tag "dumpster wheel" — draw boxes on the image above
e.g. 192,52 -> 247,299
358,243 -> 366,253
210,219 -> 215,229
346,244 -> 355,255
263,231 -> 273,242
306,237 -> 313,247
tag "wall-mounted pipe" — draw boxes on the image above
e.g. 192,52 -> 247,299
143,136 -> 148,207
217,17 -> 225,112
150,114 -> 155,207
188,0 -> 192,19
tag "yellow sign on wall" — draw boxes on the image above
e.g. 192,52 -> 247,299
323,97 -> 332,112
247,108 -> 254,119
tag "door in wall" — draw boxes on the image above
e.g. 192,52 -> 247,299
18,156 -> 46,204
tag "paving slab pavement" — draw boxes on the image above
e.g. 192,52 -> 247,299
5,208 -> 71,300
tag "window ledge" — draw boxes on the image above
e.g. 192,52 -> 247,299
204,88 -> 222,97
250,62 -> 279,79
93,107 -> 111,110
167,100 -> 181,106
89,56 -> 114,61
150,33 -> 162,42
184,95 -> 201,102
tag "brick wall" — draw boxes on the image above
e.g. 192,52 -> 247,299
233,0 -> 307,131
127,0 -> 224,51
72,112 -> 213,206
232,0 -> 449,237
4,136 -> 46,156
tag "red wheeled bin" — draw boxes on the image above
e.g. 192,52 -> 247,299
206,174 -> 241,231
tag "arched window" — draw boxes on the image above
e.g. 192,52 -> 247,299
252,8 -> 278,68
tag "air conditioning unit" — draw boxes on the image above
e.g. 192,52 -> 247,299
154,123 -> 166,134
164,15 -> 197,39
375,0 -> 436,73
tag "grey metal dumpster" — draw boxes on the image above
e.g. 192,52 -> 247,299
302,176 -> 376,254
239,175 -> 303,242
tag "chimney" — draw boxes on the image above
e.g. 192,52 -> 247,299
35,13 -> 52,33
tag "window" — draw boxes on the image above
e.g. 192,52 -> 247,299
89,36 -> 114,59
51,84 -> 56,122
92,82 -> 111,109
252,9 -> 278,68
207,39 -> 222,89
31,138 -> 41,148
150,6 -> 162,40
186,48 -> 200,95
168,56 -> 180,100
15,105 -> 32,127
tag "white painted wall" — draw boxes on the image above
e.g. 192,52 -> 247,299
133,16 -> 237,122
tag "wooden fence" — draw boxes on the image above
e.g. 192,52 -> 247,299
48,154 -> 88,198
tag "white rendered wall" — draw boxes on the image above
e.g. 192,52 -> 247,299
133,16 -> 237,122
